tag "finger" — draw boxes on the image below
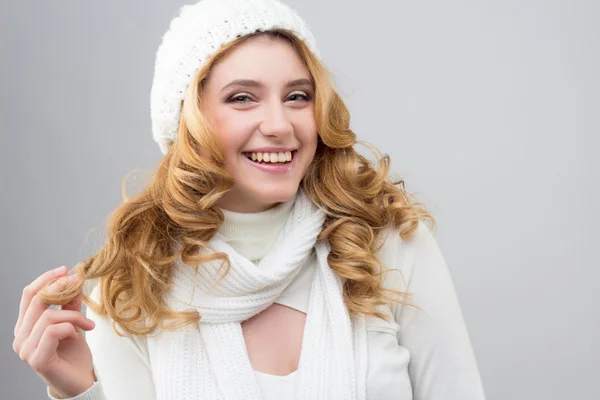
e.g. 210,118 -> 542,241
15,274 -> 77,343
60,286 -> 84,313
28,322 -> 79,374
15,266 -> 68,336
21,309 -> 95,359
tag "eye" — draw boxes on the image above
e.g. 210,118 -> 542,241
227,93 -> 254,103
287,91 -> 312,102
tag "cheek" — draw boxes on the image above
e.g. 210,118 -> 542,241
294,109 -> 318,146
302,122 -> 319,152
214,111 -> 248,158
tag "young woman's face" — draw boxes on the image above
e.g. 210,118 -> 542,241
202,35 -> 318,213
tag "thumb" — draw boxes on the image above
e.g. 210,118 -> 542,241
60,287 -> 84,312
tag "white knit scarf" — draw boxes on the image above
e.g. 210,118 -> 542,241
152,188 -> 368,400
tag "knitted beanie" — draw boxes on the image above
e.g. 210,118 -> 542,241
150,0 -> 320,155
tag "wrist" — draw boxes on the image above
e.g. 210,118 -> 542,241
48,370 -> 96,399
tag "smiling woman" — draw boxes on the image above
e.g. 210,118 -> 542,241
13,0 -> 486,399
200,34 -> 318,212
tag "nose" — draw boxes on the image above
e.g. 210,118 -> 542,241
258,99 -> 293,139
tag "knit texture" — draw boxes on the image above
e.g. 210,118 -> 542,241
150,0 -> 320,154
153,188 -> 368,399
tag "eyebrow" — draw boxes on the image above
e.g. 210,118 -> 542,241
220,78 -> 314,93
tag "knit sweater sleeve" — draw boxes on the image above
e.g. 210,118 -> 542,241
381,221 -> 486,399
47,285 -> 156,400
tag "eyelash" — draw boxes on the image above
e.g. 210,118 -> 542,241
227,91 -> 312,104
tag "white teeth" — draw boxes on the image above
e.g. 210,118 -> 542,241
246,151 -> 294,163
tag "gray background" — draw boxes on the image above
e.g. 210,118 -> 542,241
1,0 -> 598,399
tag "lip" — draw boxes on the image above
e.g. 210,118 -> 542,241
242,150 -> 297,174
242,147 -> 297,153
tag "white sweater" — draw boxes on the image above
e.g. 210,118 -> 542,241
48,198 -> 486,399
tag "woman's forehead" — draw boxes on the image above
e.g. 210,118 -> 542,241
206,36 -> 310,87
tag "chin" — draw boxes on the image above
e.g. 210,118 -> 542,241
249,184 -> 300,206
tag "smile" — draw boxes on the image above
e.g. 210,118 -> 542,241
242,150 -> 297,165
241,150 -> 298,173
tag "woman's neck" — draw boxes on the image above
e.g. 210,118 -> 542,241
217,194 -> 296,262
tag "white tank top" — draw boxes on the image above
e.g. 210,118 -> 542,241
255,370 -> 297,399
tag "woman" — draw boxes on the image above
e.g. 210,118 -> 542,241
12,0 -> 486,398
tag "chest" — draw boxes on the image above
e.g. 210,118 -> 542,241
241,303 -> 306,376
237,302 -> 414,400
149,264 -> 414,400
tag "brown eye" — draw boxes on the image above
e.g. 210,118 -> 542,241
228,93 -> 254,103
287,91 -> 311,102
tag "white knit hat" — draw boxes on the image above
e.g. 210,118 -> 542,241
150,0 -> 320,155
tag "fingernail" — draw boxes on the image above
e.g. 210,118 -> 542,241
53,266 -> 67,276
68,273 -> 79,283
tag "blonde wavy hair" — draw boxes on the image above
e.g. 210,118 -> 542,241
39,29 -> 435,336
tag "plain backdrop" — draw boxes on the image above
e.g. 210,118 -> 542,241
1,1 -> 598,399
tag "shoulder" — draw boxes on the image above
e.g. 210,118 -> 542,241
376,220 -> 436,285
375,220 -> 440,312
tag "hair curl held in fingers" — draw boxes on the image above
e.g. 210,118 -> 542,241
37,29 -> 435,336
